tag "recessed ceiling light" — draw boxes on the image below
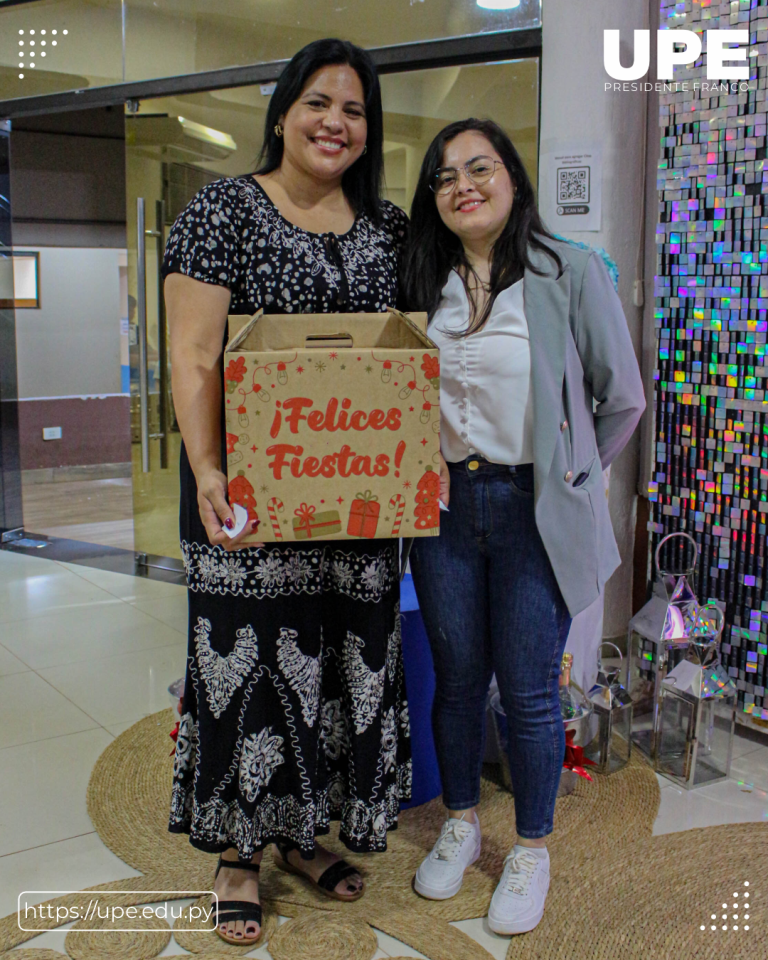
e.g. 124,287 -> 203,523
177,116 -> 237,151
29,62 -> 35,68
18,63 -> 23,69
19,72 -> 24,78
41,51 -> 46,57
52,41 -> 57,46
52,29 -> 57,35
41,29 -> 46,35
18,29 -> 23,35
41,41 -> 46,46
476,0 -> 521,8
30,29 -> 35,35
18,40 -> 23,45
63,29 -> 68,35
30,51 -> 35,57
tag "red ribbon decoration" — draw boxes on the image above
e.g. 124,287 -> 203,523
294,503 -> 317,537
169,721 -> 180,757
563,728 -> 597,782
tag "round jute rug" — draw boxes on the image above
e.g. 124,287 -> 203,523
64,912 -> 170,960
268,914 -> 378,960
0,951 -> 69,960
1,709 -> 766,960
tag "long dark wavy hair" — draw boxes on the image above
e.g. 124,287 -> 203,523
255,39 -> 384,223
402,118 -> 562,336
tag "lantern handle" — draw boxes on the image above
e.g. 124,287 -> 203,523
597,641 -> 623,670
692,600 -> 725,643
654,531 -> 698,580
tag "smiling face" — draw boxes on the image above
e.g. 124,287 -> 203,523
434,130 -> 515,250
280,64 -> 368,183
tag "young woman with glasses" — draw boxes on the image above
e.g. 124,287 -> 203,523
401,119 -> 645,935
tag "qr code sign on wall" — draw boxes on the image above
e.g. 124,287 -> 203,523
557,167 -> 590,203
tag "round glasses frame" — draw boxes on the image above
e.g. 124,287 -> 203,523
429,157 -> 505,196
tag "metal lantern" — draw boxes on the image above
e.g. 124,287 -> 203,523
490,653 -> 593,798
656,601 -> 737,789
558,652 -> 593,744
583,642 -> 633,775
627,531 -> 703,760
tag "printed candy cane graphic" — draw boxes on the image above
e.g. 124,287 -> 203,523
389,494 -> 406,536
267,497 -> 285,540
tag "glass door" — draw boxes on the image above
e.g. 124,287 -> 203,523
125,108 -> 246,560
126,114 -> 178,561
125,56 -> 539,562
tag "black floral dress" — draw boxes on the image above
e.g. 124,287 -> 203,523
162,177 -> 412,860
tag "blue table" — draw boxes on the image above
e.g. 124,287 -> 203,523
399,573 -> 442,809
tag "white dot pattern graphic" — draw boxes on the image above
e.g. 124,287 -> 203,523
704,882 -> 754,932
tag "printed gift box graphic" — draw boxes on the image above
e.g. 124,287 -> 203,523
347,490 -> 380,538
224,308 -> 441,542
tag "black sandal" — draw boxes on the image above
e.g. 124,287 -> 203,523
211,856 -> 262,945
273,842 -> 364,902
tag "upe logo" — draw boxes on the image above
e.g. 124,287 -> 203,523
604,29 -> 749,81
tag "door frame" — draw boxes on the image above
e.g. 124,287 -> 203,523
0,118 -> 23,539
0,29 -> 541,118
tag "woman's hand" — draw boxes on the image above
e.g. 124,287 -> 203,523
197,468 -> 265,551
438,452 -> 450,508
164,274 -> 265,553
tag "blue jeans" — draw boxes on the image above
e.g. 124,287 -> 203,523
410,457 -> 572,839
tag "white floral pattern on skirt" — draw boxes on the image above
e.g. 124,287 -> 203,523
169,542 -> 411,859
181,541 -> 399,603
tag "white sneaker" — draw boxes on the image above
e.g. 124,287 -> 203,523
413,815 -> 481,900
487,846 -> 550,935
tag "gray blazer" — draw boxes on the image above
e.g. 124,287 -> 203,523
523,239 -> 645,616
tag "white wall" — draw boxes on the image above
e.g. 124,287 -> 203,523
539,0 -> 651,663
15,247 -> 124,399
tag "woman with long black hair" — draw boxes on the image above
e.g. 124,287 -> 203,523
163,39 -> 411,946
402,119 -> 645,935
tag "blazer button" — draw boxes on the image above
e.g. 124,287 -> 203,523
468,460 -> 480,471
564,470 -> 573,482
561,420 -> 569,432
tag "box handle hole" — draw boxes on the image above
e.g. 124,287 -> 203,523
305,333 -> 354,349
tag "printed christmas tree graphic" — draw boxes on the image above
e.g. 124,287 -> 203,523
228,470 -> 259,523
414,465 -> 439,531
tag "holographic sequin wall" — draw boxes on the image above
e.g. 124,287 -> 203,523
651,0 -> 768,723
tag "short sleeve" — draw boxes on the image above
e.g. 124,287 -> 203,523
379,201 -> 409,311
161,179 -> 242,290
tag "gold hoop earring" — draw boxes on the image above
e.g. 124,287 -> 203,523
274,123 -> 283,138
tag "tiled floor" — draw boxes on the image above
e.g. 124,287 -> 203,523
1,548 -> 768,958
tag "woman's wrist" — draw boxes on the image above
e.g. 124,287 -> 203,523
192,459 -> 225,485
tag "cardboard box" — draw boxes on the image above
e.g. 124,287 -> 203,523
224,308 -> 441,542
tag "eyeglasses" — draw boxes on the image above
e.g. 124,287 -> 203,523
429,156 -> 505,195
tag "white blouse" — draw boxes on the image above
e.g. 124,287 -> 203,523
428,271 -> 534,465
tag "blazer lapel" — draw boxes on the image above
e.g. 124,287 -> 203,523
524,245 -> 571,482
